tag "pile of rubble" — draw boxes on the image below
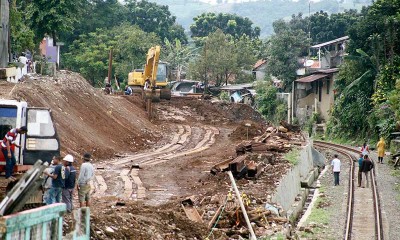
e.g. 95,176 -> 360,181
179,122 -> 305,239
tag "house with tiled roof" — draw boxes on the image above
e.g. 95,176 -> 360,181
252,59 -> 267,81
292,36 -> 349,125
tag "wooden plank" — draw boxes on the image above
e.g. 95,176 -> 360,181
181,204 -> 203,223
208,205 -> 223,229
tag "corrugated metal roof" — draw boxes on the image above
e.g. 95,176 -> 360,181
311,36 -> 349,48
220,83 -> 253,90
295,74 -> 328,83
317,68 -> 339,74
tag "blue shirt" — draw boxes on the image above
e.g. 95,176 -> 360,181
64,165 -> 76,189
52,164 -> 69,188
358,157 -> 364,167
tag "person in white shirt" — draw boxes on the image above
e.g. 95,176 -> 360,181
331,154 -> 341,186
18,54 -> 28,75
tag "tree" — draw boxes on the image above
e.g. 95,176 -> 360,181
189,29 -> 256,88
124,0 -> 187,44
63,25 -> 160,86
189,30 -> 236,88
190,12 -> 260,40
163,38 -> 198,81
26,0 -> 83,46
9,0 -> 35,56
264,20 -> 309,91
255,80 -> 287,123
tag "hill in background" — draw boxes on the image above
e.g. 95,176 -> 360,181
150,0 -> 372,37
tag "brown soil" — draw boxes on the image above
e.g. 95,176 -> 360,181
0,72 -> 302,239
230,120 -> 266,141
1,71 -> 160,163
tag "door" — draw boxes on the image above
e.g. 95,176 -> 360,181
23,108 -> 60,165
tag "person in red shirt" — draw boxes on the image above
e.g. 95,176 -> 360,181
1,126 -> 28,181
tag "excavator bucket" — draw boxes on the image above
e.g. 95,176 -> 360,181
143,88 -> 171,102
160,88 -> 171,100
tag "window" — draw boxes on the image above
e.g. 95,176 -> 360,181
326,79 -> 330,94
27,109 -> 55,137
0,107 -> 17,138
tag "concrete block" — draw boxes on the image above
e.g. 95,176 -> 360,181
313,167 -> 320,180
287,188 -> 308,224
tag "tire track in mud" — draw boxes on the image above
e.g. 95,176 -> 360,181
93,124 -> 219,201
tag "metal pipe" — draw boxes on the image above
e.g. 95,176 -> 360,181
227,171 -> 257,240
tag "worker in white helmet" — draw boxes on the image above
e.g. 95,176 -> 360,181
62,154 -> 76,212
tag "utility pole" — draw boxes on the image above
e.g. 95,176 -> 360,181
0,0 -> 10,68
107,48 -> 113,85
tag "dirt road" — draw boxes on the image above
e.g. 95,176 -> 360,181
2,72 -> 299,239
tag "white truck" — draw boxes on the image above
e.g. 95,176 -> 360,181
0,99 -> 60,172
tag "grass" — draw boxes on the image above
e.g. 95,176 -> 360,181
284,148 -> 300,165
258,233 -> 285,240
306,197 -> 330,225
390,169 -> 400,201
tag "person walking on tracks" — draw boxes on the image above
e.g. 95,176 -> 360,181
44,156 -> 70,204
62,154 -> 76,213
331,154 -> 341,186
1,126 -> 28,181
360,142 -> 370,156
377,137 -> 386,164
358,153 -> 364,187
360,155 -> 374,188
77,153 -> 94,208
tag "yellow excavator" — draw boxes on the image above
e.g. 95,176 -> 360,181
127,46 -> 171,102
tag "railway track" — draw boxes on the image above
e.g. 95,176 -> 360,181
314,141 -> 383,240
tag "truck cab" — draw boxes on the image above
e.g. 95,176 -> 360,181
0,100 -> 60,172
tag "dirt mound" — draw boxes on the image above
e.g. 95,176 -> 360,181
156,97 -> 265,125
2,71 -> 160,161
230,120 -> 266,141
90,200 -> 210,240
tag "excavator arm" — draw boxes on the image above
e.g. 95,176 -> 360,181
143,46 -> 161,89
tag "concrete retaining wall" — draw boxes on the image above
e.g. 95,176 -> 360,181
271,144 -> 316,212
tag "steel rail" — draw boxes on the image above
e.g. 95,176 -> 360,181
314,141 -> 355,240
314,140 -> 384,240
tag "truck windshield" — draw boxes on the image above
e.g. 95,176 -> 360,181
0,107 -> 17,138
156,63 -> 167,82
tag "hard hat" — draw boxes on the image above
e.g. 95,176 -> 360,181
63,154 -> 74,163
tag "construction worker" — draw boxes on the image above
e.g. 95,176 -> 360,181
1,126 -> 28,181
42,158 -> 56,204
77,153 -> 94,208
44,156 -> 70,204
62,154 -> 76,213
125,85 -> 133,95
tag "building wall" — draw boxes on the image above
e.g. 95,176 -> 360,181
39,37 -> 58,63
295,74 -> 336,122
254,64 -> 267,81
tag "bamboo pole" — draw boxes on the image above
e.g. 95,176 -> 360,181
227,171 -> 257,240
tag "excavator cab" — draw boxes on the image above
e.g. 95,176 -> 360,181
127,46 -> 171,102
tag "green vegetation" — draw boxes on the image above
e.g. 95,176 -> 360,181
148,0 -> 347,37
284,148 -> 300,165
188,30 -> 257,87
258,233 -> 285,240
326,0 -> 400,142
190,12 -> 260,41
254,80 -> 287,123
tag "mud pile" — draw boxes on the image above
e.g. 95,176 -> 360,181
1,71 -> 160,161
